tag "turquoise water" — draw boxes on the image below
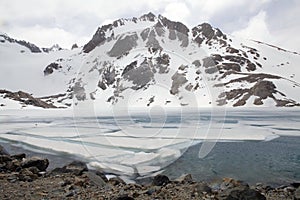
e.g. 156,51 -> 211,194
162,136 -> 300,186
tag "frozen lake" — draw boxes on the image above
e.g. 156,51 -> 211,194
0,108 -> 299,183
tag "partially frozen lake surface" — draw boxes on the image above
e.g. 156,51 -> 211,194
0,108 -> 299,183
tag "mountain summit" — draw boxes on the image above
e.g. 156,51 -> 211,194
0,13 -> 299,109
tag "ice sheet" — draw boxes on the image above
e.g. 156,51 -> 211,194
0,108 -> 299,178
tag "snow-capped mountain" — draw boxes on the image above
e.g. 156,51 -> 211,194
1,12 -> 300,109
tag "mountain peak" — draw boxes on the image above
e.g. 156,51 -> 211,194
41,44 -> 63,53
139,12 -> 156,22
82,13 -> 192,53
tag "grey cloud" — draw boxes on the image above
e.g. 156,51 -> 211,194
0,0 -> 299,51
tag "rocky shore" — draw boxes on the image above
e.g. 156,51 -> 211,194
0,145 -> 299,200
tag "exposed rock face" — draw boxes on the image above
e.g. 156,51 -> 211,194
192,23 -> 227,46
72,82 -> 86,101
170,71 -> 188,95
97,62 -> 116,90
71,43 -> 78,49
83,24 -> 112,53
139,12 -> 156,22
122,59 -> 154,90
145,29 -> 162,50
107,33 -> 138,57
217,75 -> 299,107
155,53 -> 170,73
0,89 -> 57,108
158,15 -> 189,47
44,62 -> 61,76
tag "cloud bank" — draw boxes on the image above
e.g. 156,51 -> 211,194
0,0 -> 299,52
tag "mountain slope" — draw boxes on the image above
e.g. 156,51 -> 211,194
1,13 -> 300,109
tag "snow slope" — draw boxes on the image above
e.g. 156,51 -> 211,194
1,13 -> 300,110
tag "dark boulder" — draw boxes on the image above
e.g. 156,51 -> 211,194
291,182 -> 300,188
51,160 -> 88,176
0,145 -> 9,155
44,62 -> 61,76
21,157 -> 49,171
11,153 -> 26,160
71,43 -> 78,49
221,187 -> 266,200
108,177 -> 126,186
152,174 -> 170,186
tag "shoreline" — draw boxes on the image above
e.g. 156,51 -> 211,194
1,135 -> 300,186
0,144 -> 300,199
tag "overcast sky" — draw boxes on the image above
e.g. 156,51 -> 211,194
1,0 -> 299,52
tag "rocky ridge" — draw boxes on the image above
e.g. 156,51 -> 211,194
0,89 -> 67,109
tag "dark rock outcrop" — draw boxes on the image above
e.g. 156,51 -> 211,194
0,145 -> 9,156
122,60 -> 154,90
0,34 -> 42,53
51,161 -> 88,176
21,157 -> 49,171
44,62 -> 61,76
71,43 -> 78,49
72,82 -> 86,101
0,89 -> 57,108
170,71 -> 188,95
107,33 -> 138,57
192,23 -> 227,46
139,12 -> 156,22
158,15 -> 189,47
83,24 -> 112,53
152,174 -> 170,186
217,74 -> 299,107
